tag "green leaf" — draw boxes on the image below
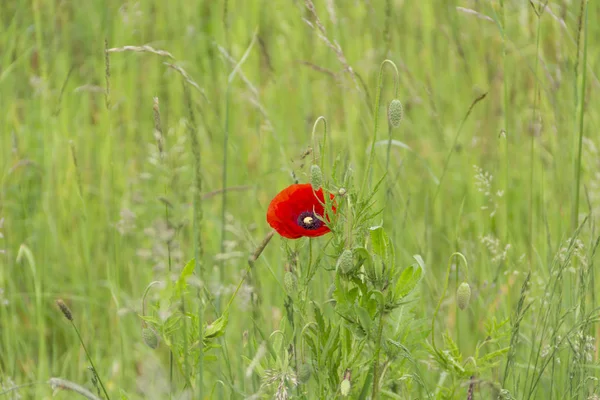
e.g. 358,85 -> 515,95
358,371 -> 373,400
369,226 -> 395,270
204,311 -> 229,340
313,302 -> 326,335
369,290 -> 385,307
369,226 -> 388,259
138,315 -> 160,325
355,305 -> 372,334
412,254 -> 426,270
394,264 -> 423,299
175,258 -> 196,296
353,246 -> 374,279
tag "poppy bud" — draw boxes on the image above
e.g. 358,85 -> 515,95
297,363 -> 312,383
142,327 -> 160,349
338,187 -> 347,197
336,249 -> 354,274
284,271 -> 298,294
388,99 -> 403,128
310,164 -> 323,190
457,282 -> 471,310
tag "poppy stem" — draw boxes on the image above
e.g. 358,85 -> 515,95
311,116 -> 327,167
361,59 -> 399,196
431,252 -> 468,355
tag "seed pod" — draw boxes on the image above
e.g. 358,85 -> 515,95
142,327 -> 160,349
310,164 -> 323,190
388,99 -> 403,128
336,249 -> 354,274
283,271 -> 298,295
457,282 -> 471,311
297,363 -> 312,383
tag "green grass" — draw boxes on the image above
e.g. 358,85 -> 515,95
1,0 -> 600,399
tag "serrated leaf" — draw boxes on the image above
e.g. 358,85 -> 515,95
313,302 -> 326,336
369,226 -> 388,259
204,311 -> 229,340
323,325 -> 340,362
175,258 -> 195,296
355,305 -> 372,334
394,264 -> 423,299
369,226 -> 395,271
353,247 -> 374,278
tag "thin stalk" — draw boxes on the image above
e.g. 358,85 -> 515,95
431,252 -> 469,354
72,323 -> 111,400
184,81 -> 203,395
361,59 -> 399,196
219,82 -> 232,311
372,306 -> 385,399
311,116 -> 327,169
432,93 -> 487,205
501,0 -> 510,244
572,0 -> 588,230
165,204 -> 174,399
530,4 -> 543,268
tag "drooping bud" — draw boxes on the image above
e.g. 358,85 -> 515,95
336,250 -> 354,274
457,282 -> 472,310
388,99 -> 403,128
142,327 -> 160,349
310,164 -> 323,190
297,363 -> 312,384
284,271 -> 298,295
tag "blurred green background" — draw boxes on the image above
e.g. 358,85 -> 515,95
1,0 -> 599,398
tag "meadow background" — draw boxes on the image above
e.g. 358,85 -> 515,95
1,0 -> 600,399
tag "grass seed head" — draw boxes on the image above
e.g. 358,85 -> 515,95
388,99 -> 403,128
457,282 -> 472,310
56,299 -> 73,321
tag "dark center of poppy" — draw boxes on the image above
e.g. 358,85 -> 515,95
297,211 -> 324,230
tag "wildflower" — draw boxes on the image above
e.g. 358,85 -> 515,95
267,183 -> 335,239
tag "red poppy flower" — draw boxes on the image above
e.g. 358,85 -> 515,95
267,183 -> 335,239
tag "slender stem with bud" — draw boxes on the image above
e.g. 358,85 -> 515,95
431,252 -> 469,354
311,116 -> 328,167
56,300 -> 111,400
362,59 -> 399,195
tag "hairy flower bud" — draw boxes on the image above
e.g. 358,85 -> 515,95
336,250 -> 354,274
457,282 -> 472,310
310,164 -> 323,190
284,271 -> 298,294
142,327 -> 160,349
388,99 -> 403,128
